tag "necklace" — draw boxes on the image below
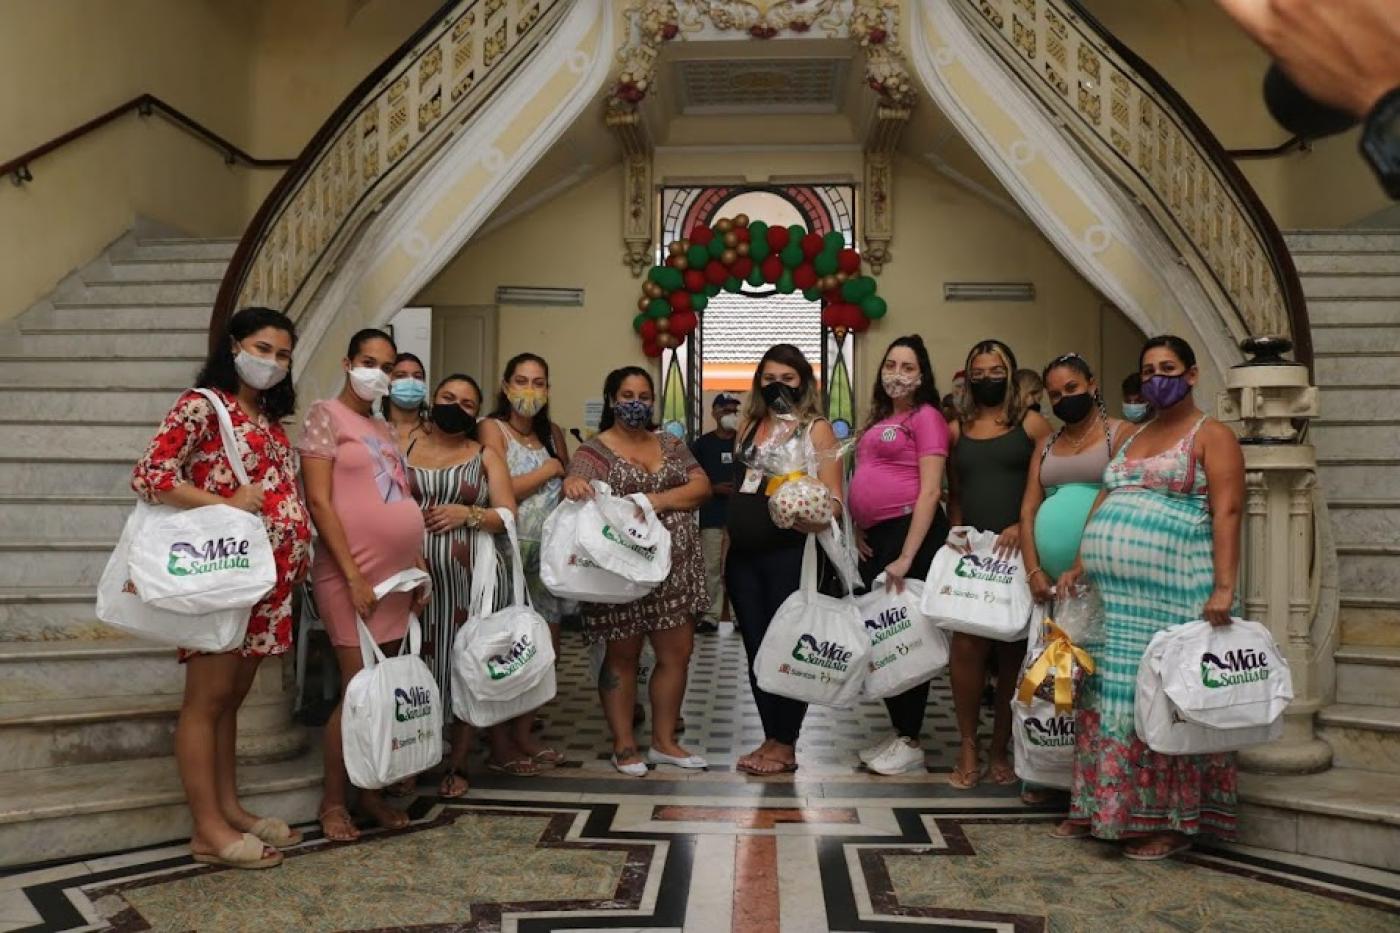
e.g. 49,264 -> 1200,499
1062,412 -> 1101,452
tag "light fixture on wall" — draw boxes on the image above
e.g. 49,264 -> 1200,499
943,282 -> 1036,302
494,286 -> 585,307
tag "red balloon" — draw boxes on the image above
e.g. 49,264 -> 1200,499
851,313 -> 871,333
670,309 -> 698,337
684,269 -> 706,292
690,225 -> 715,245
669,291 -> 692,313
822,288 -> 843,305
793,264 -> 818,291
705,259 -> 729,285
731,256 -> 754,279
639,319 -> 659,341
800,233 -> 824,259
643,340 -> 663,358
761,255 -> 784,283
766,225 -> 790,250
734,227 -> 751,243
837,248 -> 862,274
834,303 -> 861,328
820,306 -> 839,328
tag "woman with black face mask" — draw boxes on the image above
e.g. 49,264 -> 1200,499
946,339 -> 1052,790
405,374 -> 518,793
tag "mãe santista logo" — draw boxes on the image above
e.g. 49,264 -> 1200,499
1023,715 -> 1074,747
953,553 -> 1017,585
393,685 -> 433,722
1200,648 -> 1271,688
864,604 -> 912,645
166,536 -> 252,577
791,633 -> 853,673
486,634 -> 537,680
601,524 -> 658,561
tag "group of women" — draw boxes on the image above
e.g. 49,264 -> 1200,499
133,303 -> 1244,869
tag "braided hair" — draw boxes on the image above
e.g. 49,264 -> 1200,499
1039,352 -> 1112,463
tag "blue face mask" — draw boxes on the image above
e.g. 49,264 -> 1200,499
1122,402 -> 1150,423
613,399 -> 653,429
388,378 -> 426,409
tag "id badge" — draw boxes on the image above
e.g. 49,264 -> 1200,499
740,467 -> 763,494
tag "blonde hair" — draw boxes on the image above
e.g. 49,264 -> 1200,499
957,339 -> 1025,427
741,343 -> 825,428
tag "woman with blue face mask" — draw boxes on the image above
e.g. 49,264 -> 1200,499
383,352 -> 428,453
562,366 -> 712,776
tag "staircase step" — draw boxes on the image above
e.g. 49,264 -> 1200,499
1238,767 -> 1400,871
12,328 -> 207,357
1310,323 -> 1400,354
0,587 -> 112,643
0,749 -> 320,867
1336,544 -> 1400,596
0,494 -> 133,539
1293,251 -> 1400,274
0,640 -> 181,703
0,355 -> 200,387
1317,704 -> 1400,773
0,540 -> 112,588
0,423 -> 153,461
1340,596 -> 1400,647
40,303 -> 212,330
1318,458 -> 1400,498
127,238 -> 238,261
1335,645 -> 1400,706
0,695 -> 179,773
1306,298 -> 1400,326
1309,421 -> 1400,458
104,258 -> 230,282
1315,352 -> 1400,385
1301,273 -> 1400,300
0,458 -> 136,496
1286,230 -> 1400,253
0,386 -> 183,423
1316,384 -> 1400,421
1326,499 -> 1400,545
61,279 -> 221,305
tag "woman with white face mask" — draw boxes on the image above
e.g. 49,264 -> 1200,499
299,328 -> 430,842
847,335 -> 951,775
382,352 -> 429,453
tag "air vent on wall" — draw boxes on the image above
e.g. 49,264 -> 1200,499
943,282 -> 1036,302
495,286 -> 584,306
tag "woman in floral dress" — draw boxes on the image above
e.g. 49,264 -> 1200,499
1058,335 -> 1245,860
562,366 -> 711,776
131,306 -> 311,870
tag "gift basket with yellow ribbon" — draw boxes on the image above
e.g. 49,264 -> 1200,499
1015,582 -> 1103,714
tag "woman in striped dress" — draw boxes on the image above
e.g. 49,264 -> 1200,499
406,374 -> 515,795
1056,335 -> 1245,860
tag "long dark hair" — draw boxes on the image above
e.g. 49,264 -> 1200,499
1139,334 -> 1197,370
597,366 -> 656,432
198,306 -> 297,421
957,338 -> 1023,426
490,352 -> 560,460
864,334 -> 940,431
740,343 -> 822,426
380,351 -> 427,420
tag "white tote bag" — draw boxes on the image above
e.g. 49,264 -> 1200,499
859,579 -> 950,700
921,526 -> 1034,641
540,483 -> 657,604
1158,619 -> 1293,730
1013,618 -> 1076,788
97,389 -> 272,652
575,480 -> 673,585
755,535 -> 869,708
342,569 -> 443,789
1135,621 -> 1288,755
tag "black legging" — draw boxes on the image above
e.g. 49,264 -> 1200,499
727,544 -> 808,745
858,508 -> 951,739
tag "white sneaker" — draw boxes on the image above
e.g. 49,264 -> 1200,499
859,732 -> 899,766
868,737 -> 925,776
647,749 -> 709,769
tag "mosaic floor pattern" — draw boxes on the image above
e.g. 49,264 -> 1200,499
4,626 -> 1399,932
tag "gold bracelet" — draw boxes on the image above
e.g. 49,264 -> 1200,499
1027,567 -> 1048,580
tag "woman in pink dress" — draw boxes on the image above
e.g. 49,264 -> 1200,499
300,328 -> 429,842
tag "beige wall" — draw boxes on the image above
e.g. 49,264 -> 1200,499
414,149 -> 1145,433
1079,0 -> 1390,230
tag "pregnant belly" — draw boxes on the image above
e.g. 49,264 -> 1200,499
344,500 -> 426,578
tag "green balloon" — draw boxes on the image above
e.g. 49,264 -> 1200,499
854,275 -> 877,300
724,275 -> 743,293
823,231 -> 845,252
787,224 -> 806,245
633,313 -> 647,333
687,244 -> 709,268
647,298 -> 670,319
777,269 -> 795,294
655,267 -> 683,292
860,295 -> 888,319
748,220 -> 769,248
746,266 -> 766,288
802,286 -> 822,301
706,282 -> 722,297
840,278 -> 861,302
647,265 -> 668,285
813,251 -> 838,276
748,237 -> 770,262
691,293 -> 708,313
708,236 -> 727,259
780,242 -> 804,268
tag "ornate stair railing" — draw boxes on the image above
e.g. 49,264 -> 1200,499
209,0 -> 565,347
956,0 -> 1312,370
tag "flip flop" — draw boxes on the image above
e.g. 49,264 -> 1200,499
1051,821 -> 1091,839
248,816 -> 303,848
988,762 -> 1019,786
1124,836 -> 1192,861
191,833 -> 283,870
532,747 -> 565,767
438,769 -> 469,799
947,762 -> 985,790
317,806 -> 359,842
735,755 -> 798,775
487,757 -> 541,776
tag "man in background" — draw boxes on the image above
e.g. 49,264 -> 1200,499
691,393 -> 741,634
1122,372 -> 1151,423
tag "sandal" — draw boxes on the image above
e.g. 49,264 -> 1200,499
191,833 -> 283,870
248,816 -> 303,848
735,754 -> 798,775
1124,834 -> 1192,861
988,762 -> 1018,786
317,806 -> 359,843
1051,821 -> 1091,839
487,757 -> 541,777
947,762 -> 985,790
532,747 -> 565,767
438,769 -> 469,798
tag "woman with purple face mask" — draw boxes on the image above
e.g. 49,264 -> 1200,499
562,367 -> 712,776
1055,334 -> 1246,862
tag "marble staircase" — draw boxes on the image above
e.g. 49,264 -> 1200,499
0,233 -> 319,868
1236,230 -> 1400,872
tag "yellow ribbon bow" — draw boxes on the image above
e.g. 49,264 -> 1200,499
764,470 -> 808,496
1017,620 -> 1095,714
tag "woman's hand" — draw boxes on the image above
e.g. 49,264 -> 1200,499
230,484 -> 265,514
993,523 -> 1021,558
413,582 -> 432,612
1029,569 -> 1054,605
883,555 -> 912,593
542,458 -> 566,480
856,526 -> 873,560
424,504 -> 471,534
349,573 -> 378,621
645,491 -> 669,514
1203,585 -> 1234,627
794,519 -> 829,535
563,476 -> 595,501
1056,561 -> 1085,597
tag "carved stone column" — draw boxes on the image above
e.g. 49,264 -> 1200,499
237,655 -> 309,764
1217,337 -> 1331,775
608,110 -> 654,277
862,104 -> 910,273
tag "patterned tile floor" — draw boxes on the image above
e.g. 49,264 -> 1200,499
4,625 -> 1399,931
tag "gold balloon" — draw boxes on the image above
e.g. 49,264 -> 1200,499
733,213 -> 749,227
736,242 -> 751,257
819,275 -> 839,291
638,295 -> 651,312
655,316 -> 670,333
723,231 -> 739,248
668,240 -> 685,256
677,239 -> 690,254
658,332 -> 679,348
720,248 -> 738,264
835,271 -> 849,283
670,256 -> 689,271
644,281 -> 663,298
714,218 -> 733,233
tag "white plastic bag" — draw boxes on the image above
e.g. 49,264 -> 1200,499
1013,618 -> 1076,788
921,526 -> 1034,641
755,535 -> 869,708
453,511 -> 558,727
97,389 -> 273,652
342,569 -> 443,790
1135,619 -> 1290,755
540,483 -> 657,604
859,579 -> 949,700
576,482 -> 672,585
